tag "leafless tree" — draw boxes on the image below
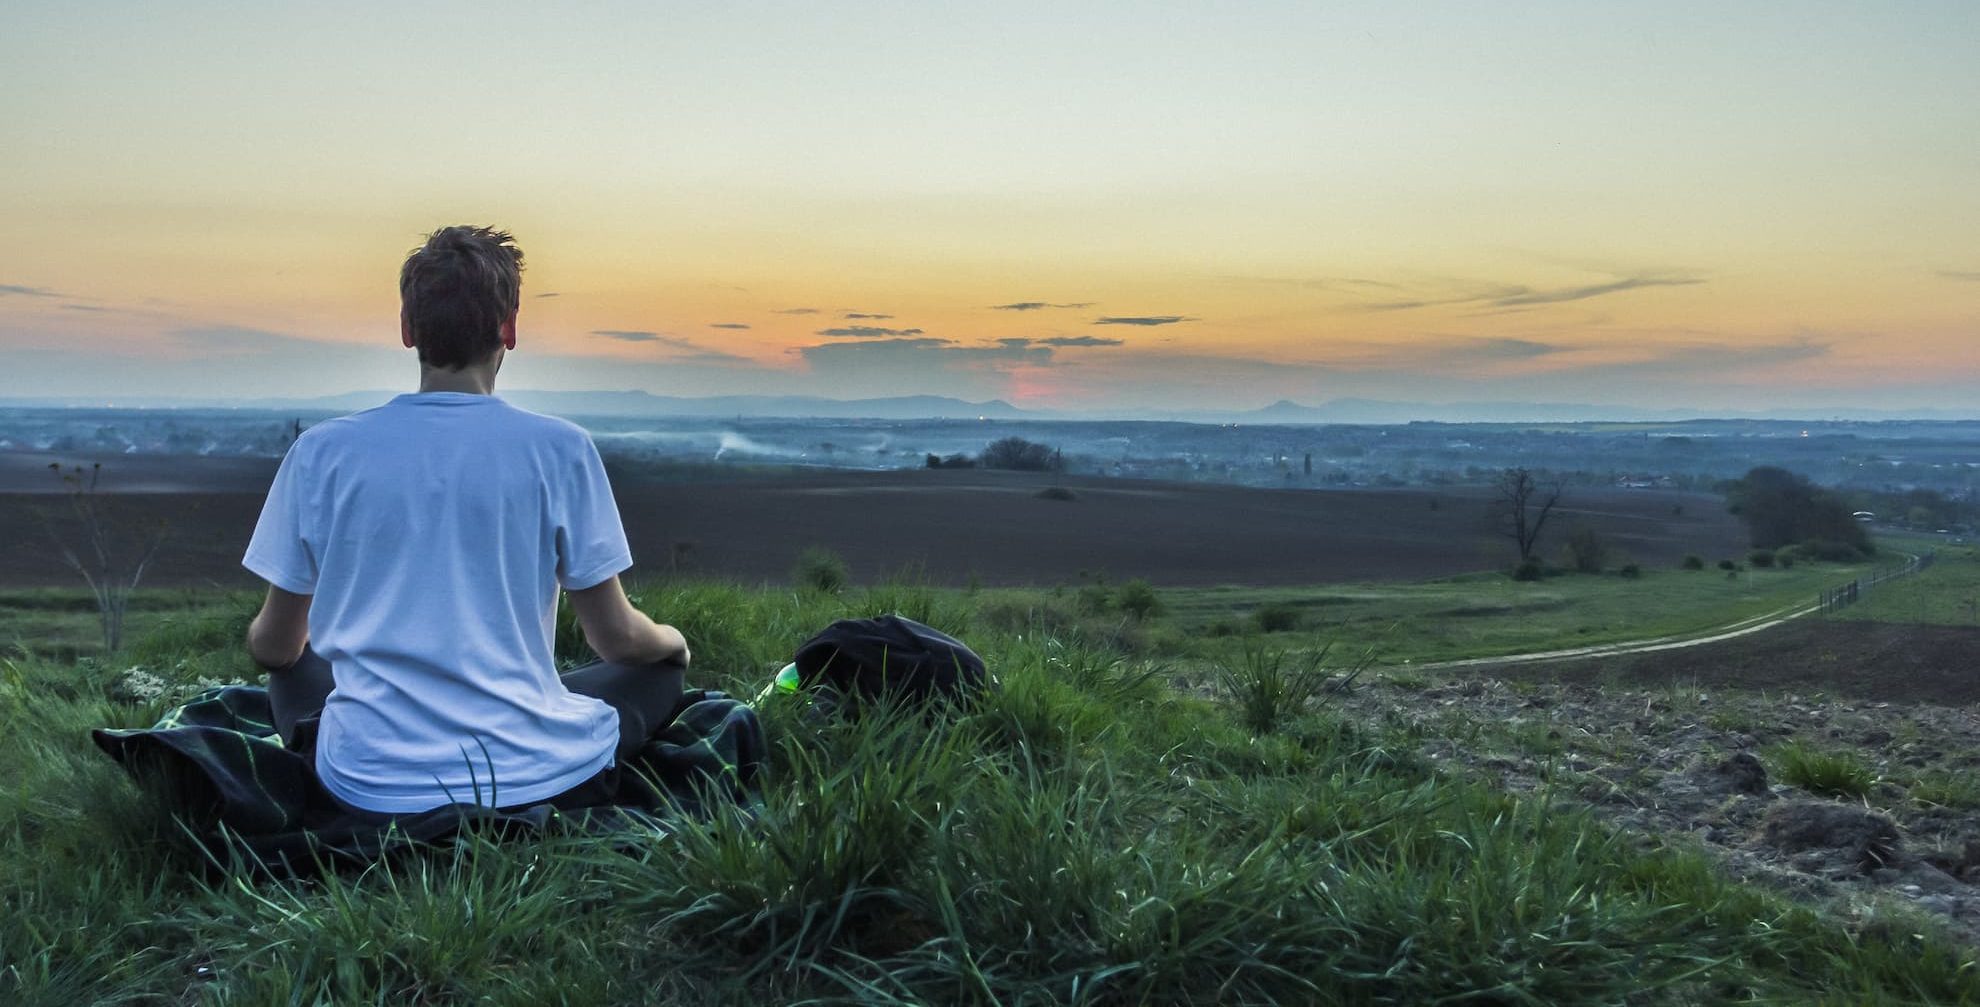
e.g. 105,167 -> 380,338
1496,467 -> 1565,562
47,462 -> 169,653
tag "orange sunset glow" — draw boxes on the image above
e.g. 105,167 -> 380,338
2,2 -> 1975,415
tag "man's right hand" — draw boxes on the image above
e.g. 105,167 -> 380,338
567,575 -> 690,667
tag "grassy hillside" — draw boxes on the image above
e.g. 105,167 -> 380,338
1830,542 -> 1980,627
3,580 -> 1976,1004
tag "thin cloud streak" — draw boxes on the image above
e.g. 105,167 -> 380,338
841,312 -> 893,319
990,301 -> 1093,311
0,284 -> 60,297
1093,315 -> 1191,326
1939,270 -> 1980,282
1492,276 -> 1704,307
710,323 -> 751,329
593,329 -> 751,363
1361,274 -> 1705,312
817,325 -> 925,338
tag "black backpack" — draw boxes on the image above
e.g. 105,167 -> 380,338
792,615 -> 992,713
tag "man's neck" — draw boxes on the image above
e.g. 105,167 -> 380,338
417,363 -> 499,395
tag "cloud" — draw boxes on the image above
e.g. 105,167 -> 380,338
817,325 -> 925,338
990,301 -> 1093,311
1039,336 -> 1125,347
1607,336 -> 1830,376
801,336 -> 1052,367
1361,274 -> 1705,312
593,329 -> 751,363
60,304 -> 106,312
534,292 -> 561,299
774,307 -> 820,315
710,323 -> 752,330
1462,337 -> 1565,360
169,325 -> 307,354
1093,315 -> 1191,326
1491,276 -> 1704,307
1939,270 -> 1980,282
1212,275 -> 1409,296
0,284 -> 59,298
841,312 -> 893,320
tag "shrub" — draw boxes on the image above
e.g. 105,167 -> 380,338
1512,558 -> 1544,582
1681,555 -> 1705,571
1252,602 -> 1301,633
1204,617 -> 1242,638
1035,486 -> 1078,502
1562,526 -> 1606,574
1792,539 -> 1869,563
1774,549 -> 1796,569
1075,581 -> 1113,616
1717,559 -> 1738,572
792,547 -> 849,593
1618,564 -> 1641,579
1748,549 -> 1775,569
1116,579 -> 1162,621
1770,741 -> 1875,799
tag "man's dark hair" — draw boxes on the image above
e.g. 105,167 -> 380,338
398,226 -> 525,370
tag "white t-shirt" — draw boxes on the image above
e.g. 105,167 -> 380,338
244,391 -> 632,813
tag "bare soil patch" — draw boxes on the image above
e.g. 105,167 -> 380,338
0,455 -> 1749,589
1507,619 -> 1980,706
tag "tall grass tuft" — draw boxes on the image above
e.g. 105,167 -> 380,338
1770,740 -> 1876,799
1215,640 -> 1336,734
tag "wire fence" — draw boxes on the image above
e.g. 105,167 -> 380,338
1818,549 -> 1934,614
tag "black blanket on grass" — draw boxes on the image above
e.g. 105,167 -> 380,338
92,685 -> 766,874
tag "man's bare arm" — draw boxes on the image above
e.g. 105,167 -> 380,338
247,585 -> 312,669
567,575 -> 689,667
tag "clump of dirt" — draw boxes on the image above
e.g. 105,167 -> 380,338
1758,801 -> 1899,872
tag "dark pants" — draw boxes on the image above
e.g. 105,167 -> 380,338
265,645 -> 686,812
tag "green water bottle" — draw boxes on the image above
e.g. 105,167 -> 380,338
756,661 -> 802,703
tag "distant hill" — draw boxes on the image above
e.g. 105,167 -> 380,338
1198,399 -> 1980,425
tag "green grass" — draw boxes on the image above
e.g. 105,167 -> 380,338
1829,542 -> 1980,626
4,580 -> 1979,1003
1906,770 -> 1980,810
1155,559 -> 1871,666
1769,740 -> 1878,799
0,586 -> 254,664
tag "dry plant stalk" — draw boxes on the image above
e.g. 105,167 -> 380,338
47,462 -> 169,653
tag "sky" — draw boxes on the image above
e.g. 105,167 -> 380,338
2,1 -> 1976,416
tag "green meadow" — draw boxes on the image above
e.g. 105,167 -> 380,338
4,567 -> 1976,1004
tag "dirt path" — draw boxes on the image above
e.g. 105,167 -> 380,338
1419,553 -> 1922,672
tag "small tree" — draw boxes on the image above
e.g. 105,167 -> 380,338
1495,467 -> 1565,562
980,437 -> 1062,472
46,462 -> 168,653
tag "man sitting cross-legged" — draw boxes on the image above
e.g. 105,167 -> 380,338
242,224 -> 689,817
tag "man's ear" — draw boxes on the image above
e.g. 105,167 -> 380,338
500,312 -> 517,351
400,311 -> 415,350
